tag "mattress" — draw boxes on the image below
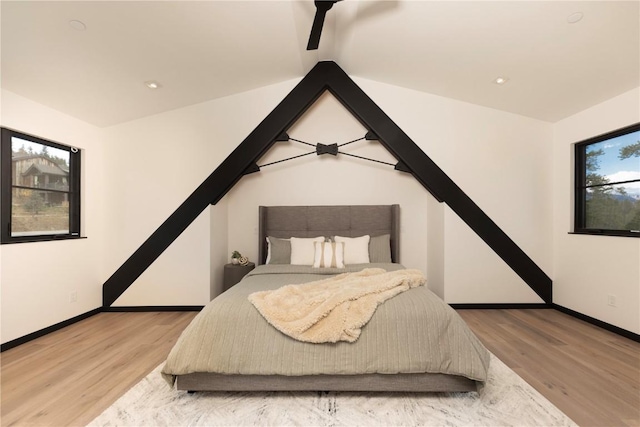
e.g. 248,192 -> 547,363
162,264 -> 490,392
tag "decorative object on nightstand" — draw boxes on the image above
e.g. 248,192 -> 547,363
223,262 -> 255,291
230,250 -> 242,265
239,256 -> 249,266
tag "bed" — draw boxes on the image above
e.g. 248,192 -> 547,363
162,205 -> 490,392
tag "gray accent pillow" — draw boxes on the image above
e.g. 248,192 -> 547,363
266,237 -> 291,264
369,234 -> 392,263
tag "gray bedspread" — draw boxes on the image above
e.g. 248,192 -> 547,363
162,264 -> 490,386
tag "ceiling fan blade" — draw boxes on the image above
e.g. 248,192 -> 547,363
306,0 -> 342,50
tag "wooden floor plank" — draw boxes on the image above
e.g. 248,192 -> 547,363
1,311 -> 197,427
458,309 -> 640,427
1,309 -> 638,426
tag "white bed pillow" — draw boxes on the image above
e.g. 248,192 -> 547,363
290,236 -> 325,265
334,235 -> 370,264
313,241 -> 345,268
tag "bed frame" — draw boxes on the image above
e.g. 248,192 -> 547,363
176,204 -> 479,393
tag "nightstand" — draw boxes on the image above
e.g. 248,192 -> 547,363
223,262 -> 255,291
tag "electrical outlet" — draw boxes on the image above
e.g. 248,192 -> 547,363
607,294 -> 617,307
69,291 -> 77,303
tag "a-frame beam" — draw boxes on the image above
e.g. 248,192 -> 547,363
103,61 -> 551,307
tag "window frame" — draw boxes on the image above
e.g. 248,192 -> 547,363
1,128 -> 82,244
574,122 -> 640,238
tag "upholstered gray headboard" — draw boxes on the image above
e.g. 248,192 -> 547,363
258,205 -> 400,265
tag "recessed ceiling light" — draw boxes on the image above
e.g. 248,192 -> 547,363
493,77 -> 509,85
69,20 -> 86,31
145,81 -> 162,89
567,12 -> 584,24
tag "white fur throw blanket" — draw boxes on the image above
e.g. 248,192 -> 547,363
248,268 -> 426,343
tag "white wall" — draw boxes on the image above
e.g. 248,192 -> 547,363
426,196 -> 445,299
101,79 -> 300,306
6,66 -> 637,342
3,70 -> 636,343
353,77 -> 552,303
0,89 -> 104,344
210,200 -> 228,299
553,88 -> 640,334
101,74 -> 554,306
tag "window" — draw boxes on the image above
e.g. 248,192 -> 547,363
1,128 -> 81,243
575,123 -> 640,237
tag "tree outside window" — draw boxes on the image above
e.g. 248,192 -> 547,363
575,123 -> 640,236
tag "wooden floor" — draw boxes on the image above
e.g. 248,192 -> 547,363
1,309 -> 638,426
1,312 -> 198,426
458,309 -> 639,427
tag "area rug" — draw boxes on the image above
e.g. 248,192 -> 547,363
89,354 -> 576,426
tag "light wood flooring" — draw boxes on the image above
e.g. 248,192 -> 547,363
458,309 -> 639,427
1,312 -> 198,426
1,309 -> 638,426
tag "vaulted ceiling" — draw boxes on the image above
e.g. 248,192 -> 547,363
2,1 -> 638,127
